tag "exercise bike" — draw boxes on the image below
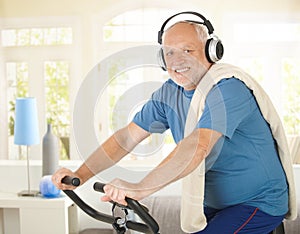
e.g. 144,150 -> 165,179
61,176 -> 160,234
62,176 -> 285,234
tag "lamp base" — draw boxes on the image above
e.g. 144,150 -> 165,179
18,190 -> 40,197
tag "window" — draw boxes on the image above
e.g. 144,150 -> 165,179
100,8 -> 178,164
1,18 -> 79,160
225,14 -> 300,137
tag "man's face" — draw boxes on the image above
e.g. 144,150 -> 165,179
163,23 -> 209,90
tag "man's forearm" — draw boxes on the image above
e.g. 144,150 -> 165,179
137,128 -> 221,196
75,144 -> 120,183
75,122 -> 150,184
75,134 -> 128,183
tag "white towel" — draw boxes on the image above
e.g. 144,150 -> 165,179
181,63 -> 297,233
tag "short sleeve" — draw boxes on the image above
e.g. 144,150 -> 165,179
133,85 -> 169,133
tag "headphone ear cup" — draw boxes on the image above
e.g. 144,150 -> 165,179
205,38 -> 224,63
215,40 -> 224,61
205,38 -> 214,63
158,48 -> 167,71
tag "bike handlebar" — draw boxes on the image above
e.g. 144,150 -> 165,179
61,176 -> 159,234
61,176 -> 80,186
93,182 -> 159,233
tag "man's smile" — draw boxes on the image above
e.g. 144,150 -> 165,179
173,67 -> 191,73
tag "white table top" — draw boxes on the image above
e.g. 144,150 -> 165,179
0,191 -> 73,208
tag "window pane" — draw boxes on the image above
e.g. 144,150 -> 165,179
44,28 -> 57,45
124,25 -> 143,41
45,61 -> 70,159
17,29 -> 30,46
103,26 -> 124,41
6,62 -> 29,97
124,10 -> 142,25
282,58 -> 300,135
237,58 -> 265,83
1,29 -> 16,46
6,62 -> 29,159
1,27 -> 73,47
234,23 -> 300,42
103,8 -> 177,42
57,27 -> 72,44
31,28 -> 44,45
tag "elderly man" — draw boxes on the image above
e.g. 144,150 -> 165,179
53,13 -> 290,234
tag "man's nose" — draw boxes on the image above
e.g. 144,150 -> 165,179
166,51 -> 186,65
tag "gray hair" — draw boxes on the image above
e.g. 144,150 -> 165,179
165,21 -> 209,44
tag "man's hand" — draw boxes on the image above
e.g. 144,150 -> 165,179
101,179 -> 151,206
52,167 -> 81,190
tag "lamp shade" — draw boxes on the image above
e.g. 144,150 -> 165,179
14,97 -> 40,145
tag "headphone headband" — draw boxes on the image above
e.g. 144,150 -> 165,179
157,11 -> 224,67
158,11 -> 214,44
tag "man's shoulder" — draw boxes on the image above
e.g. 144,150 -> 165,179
216,77 -> 245,86
214,77 -> 251,94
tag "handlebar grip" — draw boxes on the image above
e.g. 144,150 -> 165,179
93,182 -> 105,193
61,176 -> 81,187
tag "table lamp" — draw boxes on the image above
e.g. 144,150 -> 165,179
14,97 -> 40,196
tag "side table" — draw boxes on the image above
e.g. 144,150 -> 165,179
0,192 -> 78,234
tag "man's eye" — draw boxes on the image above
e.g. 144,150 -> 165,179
165,50 -> 173,56
184,49 -> 193,54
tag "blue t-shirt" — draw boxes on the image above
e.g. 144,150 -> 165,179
133,78 -> 288,216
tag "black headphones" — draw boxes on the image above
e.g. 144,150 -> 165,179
157,11 -> 224,71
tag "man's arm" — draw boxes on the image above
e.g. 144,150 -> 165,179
52,122 -> 150,190
102,128 -> 222,204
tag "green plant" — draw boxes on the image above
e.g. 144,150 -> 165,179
8,101 -> 15,136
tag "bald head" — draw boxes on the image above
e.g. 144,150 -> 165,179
164,21 -> 208,46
